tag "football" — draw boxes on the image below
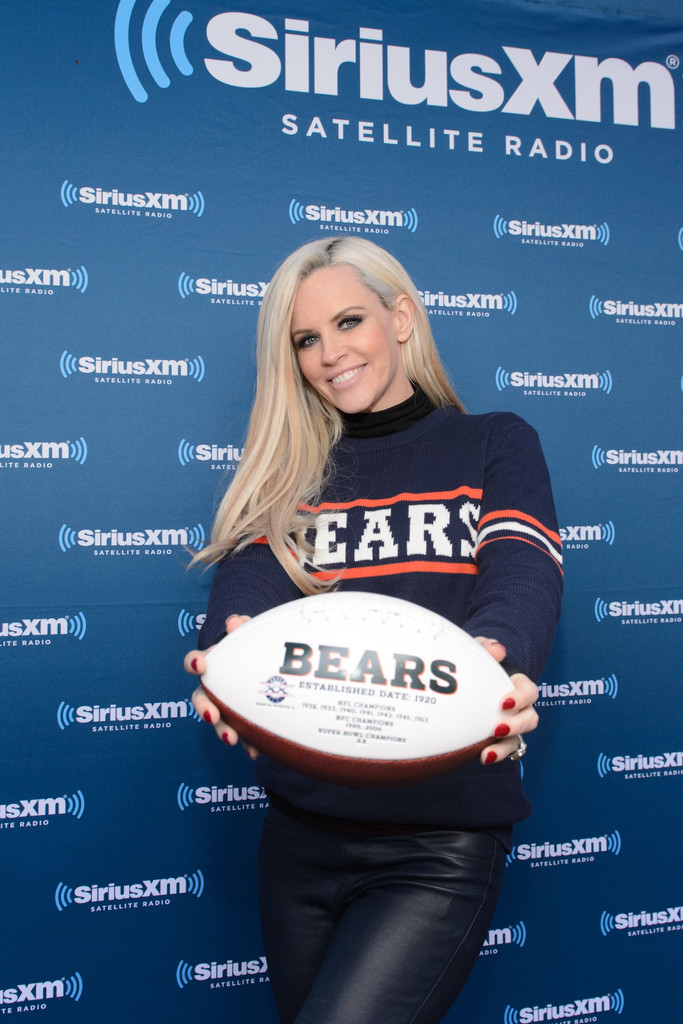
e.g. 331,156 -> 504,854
200,591 -> 513,786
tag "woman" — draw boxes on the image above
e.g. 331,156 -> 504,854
186,237 -> 562,1024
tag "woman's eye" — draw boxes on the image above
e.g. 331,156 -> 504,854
339,315 -> 363,330
294,334 -> 318,350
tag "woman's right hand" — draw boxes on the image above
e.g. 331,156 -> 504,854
185,614 -> 259,759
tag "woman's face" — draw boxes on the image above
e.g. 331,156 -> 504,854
290,264 -> 414,415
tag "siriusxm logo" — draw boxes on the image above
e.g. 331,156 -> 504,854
178,439 -> 244,466
58,523 -> 205,553
57,698 -> 196,730
597,750 -> 683,777
507,831 -> 621,867
178,273 -> 266,301
1,612 -> 86,643
504,989 -> 625,1023
560,522 -> 615,547
62,180 -> 204,216
55,871 -> 204,909
177,783 -> 267,811
591,446 -> 681,471
177,609 -> 206,637
601,904 -> 683,935
420,290 -> 516,316
589,295 -> 683,320
289,199 -> 418,233
538,674 -> 618,702
480,921 -> 527,952
60,350 -> 205,382
0,973 -> 83,1006
594,597 -> 682,622
114,3 -> 675,131
0,266 -> 88,293
0,791 -> 84,822
497,368 -> 611,394
0,439 -> 88,465
494,216 -> 610,243
176,955 -> 268,988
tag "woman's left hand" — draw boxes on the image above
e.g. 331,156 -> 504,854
475,638 -> 539,765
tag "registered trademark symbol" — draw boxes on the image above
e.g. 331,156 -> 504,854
666,54 -> 679,69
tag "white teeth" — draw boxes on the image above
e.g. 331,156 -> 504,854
331,368 -> 360,384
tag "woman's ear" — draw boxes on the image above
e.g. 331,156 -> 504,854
394,293 -> 415,343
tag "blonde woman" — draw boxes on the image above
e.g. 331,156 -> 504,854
186,237 -> 562,1024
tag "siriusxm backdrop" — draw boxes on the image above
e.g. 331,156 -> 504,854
1,0 -> 681,1021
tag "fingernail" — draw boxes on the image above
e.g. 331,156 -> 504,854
221,731 -> 231,744
191,658 -> 199,672
502,698 -> 515,710
494,723 -> 510,738
484,751 -> 497,764
203,711 -> 212,724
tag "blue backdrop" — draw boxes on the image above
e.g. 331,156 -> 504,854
1,1 -> 681,1021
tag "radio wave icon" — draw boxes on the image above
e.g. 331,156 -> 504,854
402,209 -> 419,233
187,356 -> 205,382
607,829 -> 622,855
68,612 -> 87,641
601,521 -> 616,545
493,215 -> 509,239
59,524 -> 78,552
187,192 -> 204,217
598,370 -> 613,394
70,267 -> 89,293
177,783 -> 195,810
604,673 -> 619,699
678,227 -> 683,252
57,702 -> 76,730
61,180 -> 80,207
177,439 -> 196,466
177,608 -> 198,636
115,0 -> 194,104
589,295 -> 604,319
610,989 -> 625,1014
186,523 -> 206,549
60,350 -> 79,378
64,973 -> 84,1001
176,960 -> 195,988
600,910 -> 616,935
594,597 -> 609,623
510,921 -> 527,947
178,272 -> 195,298
66,790 -> 86,819
591,445 -> 606,469
495,367 -> 511,392
503,1006 -> 520,1024
186,869 -> 205,898
596,222 -> 610,246
505,845 -> 517,866
597,752 -> 613,778
289,199 -> 306,224
69,437 -> 88,465
502,291 -> 517,315
55,882 -> 74,911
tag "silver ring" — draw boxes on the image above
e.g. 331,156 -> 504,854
509,735 -> 527,760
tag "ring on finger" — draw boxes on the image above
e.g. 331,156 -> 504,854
509,735 -> 527,760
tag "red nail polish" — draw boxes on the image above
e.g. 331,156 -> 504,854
191,657 -> 198,672
221,731 -> 231,744
494,723 -> 510,738
502,698 -> 515,710
203,711 -> 212,724
484,751 -> 497,764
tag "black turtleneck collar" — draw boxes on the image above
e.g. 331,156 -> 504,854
340,385 -> 435,439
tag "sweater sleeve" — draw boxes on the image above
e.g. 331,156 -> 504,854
460,415 -> 563,680
197,542 -> 304,650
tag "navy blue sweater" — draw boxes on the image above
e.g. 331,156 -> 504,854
199,408 -> 563,831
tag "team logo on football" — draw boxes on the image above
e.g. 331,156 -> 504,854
262,676 -> 291,704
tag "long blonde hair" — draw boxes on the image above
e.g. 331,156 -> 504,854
195,237 -> 464,593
